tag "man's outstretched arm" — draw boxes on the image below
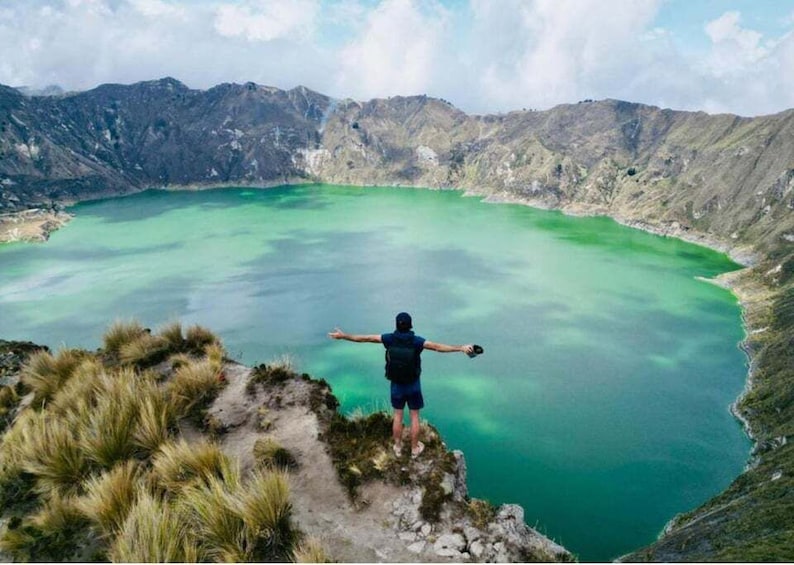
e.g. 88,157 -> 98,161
424,341 -> 475,355
328,328 -> 382,343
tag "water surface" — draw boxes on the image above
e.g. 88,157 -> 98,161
0,185 -> 749,560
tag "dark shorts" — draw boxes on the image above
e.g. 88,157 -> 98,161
390,379 -> 424,410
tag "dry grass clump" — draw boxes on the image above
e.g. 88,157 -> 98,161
293,537 -> 333,563
185,324 -> 219,353
21,348 -> 85,406
109,489 -> 200,563
77,460 -> 142,537
77,369 -> 141,469
179,475 -> 248,561
167,359 -> 222,419
0,492 -> 89,561
102,319 -> 146,357
133,384 -> 174,455
205,341 -> 225,372
158,321 -> 185,351
253,437 -> 299,470
13,411 -> 88,495
151,439 -> 234,493
233,469 -> 294,558
118,332 -> 171,367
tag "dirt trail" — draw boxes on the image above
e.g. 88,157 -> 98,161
208,362 -> 447,562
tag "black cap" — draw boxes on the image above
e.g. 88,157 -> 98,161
396,312 -> 412,331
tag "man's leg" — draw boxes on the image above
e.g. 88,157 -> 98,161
409,409 -> 421,451
393,408 -> 404,448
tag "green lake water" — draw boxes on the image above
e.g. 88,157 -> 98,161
0,185 -> 750,560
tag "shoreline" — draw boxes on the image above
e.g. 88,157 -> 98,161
0,209 -> 74,244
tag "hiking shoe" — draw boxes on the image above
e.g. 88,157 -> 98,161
411,441 -> 425,459
393,442 -> 402,457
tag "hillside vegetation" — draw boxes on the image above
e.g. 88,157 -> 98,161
0,322 -> 570,563
1,79 -> 793,560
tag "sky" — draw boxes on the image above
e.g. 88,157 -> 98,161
1,0 -> 793,116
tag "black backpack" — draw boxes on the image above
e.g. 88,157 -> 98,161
385,333 -> 420,384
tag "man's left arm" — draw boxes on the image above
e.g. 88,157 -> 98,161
424,340 -> 474,354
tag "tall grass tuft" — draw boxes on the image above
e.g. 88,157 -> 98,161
109,489 -> 200,563
14,411 -> 88,495
151,439 -> 235,493
205,342 -> 225,373
185,324 -> 219,353
0,492 -> 88,561
48,357 -> 103,417
102,319 -> 146,357
178,475 -> 247,561
253,438 -> 298,470
293,537 -> 333,563
78,369 -> 140,469
29,491 -> 86,538
234,469 -> 294,560
158,321 -> 185,351
21,348 -> 85,406
167,360 -> 222,419
118,333 -> 171,367
77,460 -> 142,537
133,383 -> 174,455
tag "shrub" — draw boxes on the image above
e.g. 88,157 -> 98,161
77,460 -> 142,537
118,333 -> 171,367
0,385 -> 19,432
151,439 -> 234,493
102,319 -> 146,357
293,537 -> 332,563
109,489 -> 200,563
233,469 -> 294,560
21,348 -> 85,406
178,475 -> 247,561
253,438 -> 298,471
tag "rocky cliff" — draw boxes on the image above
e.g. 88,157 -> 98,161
1,78 -> 793,561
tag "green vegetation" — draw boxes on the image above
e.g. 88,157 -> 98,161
0,320 -> 311,562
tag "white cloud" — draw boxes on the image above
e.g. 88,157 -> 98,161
334,0 -> 449,100
0,0 -> 792,117
704,11 -> 767,75
214,0 -> 319,42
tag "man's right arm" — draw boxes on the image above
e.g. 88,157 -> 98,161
328,328 -> 382,343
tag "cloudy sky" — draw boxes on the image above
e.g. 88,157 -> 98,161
1,0 -> 793,116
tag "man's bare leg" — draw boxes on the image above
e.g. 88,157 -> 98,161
393,409 -> 404,453
409,409 -> 423,455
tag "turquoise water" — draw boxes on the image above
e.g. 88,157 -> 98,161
0,185 -> 749,560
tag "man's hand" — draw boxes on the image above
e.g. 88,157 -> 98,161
462,344 -> 475,355
328,328 -> 347,340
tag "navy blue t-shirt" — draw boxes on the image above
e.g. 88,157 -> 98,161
381,330 -> 426,378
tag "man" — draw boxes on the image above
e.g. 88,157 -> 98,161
328,312 -> 475,459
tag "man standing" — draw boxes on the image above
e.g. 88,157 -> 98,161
328,312 -> 475,459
